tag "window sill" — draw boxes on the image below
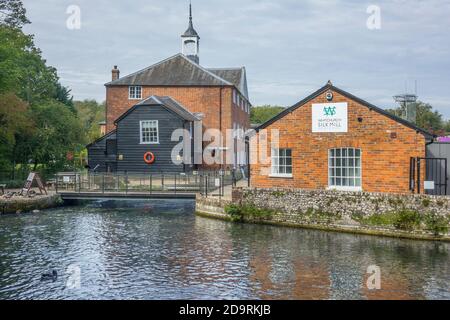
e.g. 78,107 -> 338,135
269,174 -> 293,179
327,186 -> 362,192
129,98 -> 142,100
140,142 -> 159,145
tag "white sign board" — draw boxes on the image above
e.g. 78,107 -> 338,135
424,181 -> 435,190
215,178 -> 221,187
312,102 -> 348,133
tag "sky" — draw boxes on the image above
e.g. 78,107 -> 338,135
21,0 -> 450,117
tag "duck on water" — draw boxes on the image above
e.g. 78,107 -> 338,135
41,270 -> 57,282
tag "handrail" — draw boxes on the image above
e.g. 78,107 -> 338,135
54,169 -> 244,197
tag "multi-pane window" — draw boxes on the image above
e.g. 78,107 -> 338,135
140,120 -> 159,144
271,148 -> 293,177
328,148 -> 361,190
129,86 -> 142,100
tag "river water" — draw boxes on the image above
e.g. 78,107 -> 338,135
0,200 -> 448,300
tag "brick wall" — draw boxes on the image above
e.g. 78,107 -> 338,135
105,85 -> 250,168
107,86 -> 227,131
250,89 -> 426,194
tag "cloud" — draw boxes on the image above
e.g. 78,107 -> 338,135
22,0 -> 450,117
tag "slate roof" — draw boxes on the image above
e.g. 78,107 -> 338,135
255,82 -> 435,140
114,95 -> 200,124
105,54 -> 249,100
207,67 -> 249,100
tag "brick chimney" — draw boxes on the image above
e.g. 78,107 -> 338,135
111,65 -> 120,81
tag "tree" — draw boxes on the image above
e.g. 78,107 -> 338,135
0,25 -> 61,105
0,0 -> 30,29
74,100 -> 106,143
55,82 -> 75,112
250,105 -> 285,125
386,101 -> 444,135
28,101 -> 84,173
0,92 -> 34,171
0,1 -> 82,177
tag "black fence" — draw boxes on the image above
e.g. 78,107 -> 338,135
55,170 -> 244,197
410,157 -> 448,195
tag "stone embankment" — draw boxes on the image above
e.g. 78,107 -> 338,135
0,191 -> 62,214
195,188 -> 450,241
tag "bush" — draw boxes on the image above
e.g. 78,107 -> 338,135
224,204 -> 274,222
393,210 -> 422,231
225,204 -> 244,222
425,213 -> 449,236
0,180 -> 25,189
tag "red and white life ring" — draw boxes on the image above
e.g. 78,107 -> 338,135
143,152 -> 155,164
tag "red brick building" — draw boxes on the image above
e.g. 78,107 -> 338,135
249,82 -> 434,194
90,4 -> 251,171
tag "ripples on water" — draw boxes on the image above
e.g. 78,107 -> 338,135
0,199 -> 449,300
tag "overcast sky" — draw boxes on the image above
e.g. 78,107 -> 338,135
22,0 -> 450,117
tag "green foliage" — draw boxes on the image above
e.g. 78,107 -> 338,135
0,3 -> 97,180
0,25 -> 63,104
29,101 -> 84,172
225,204 -> 274,222
250,105 -> 285,125
74,100 -> 106,143
224,204 -> 243,222
393,210 -> 422,231
386,101 -> 444,135
422,198 -> 431,208
0,93 -> 33,171
0,0 -> 30,29
424,213 -> 449,236
362,212 -> 398,226
271,190 -> 285,197
358,210 -> 449,236
55,83 -> 74,111
304,207 -> 341,223
362,210 -> 422,231
0,179 -> 24,188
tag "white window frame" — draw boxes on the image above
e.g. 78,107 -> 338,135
327,147 -> 362,192
129,86 -> 142,100
140,120 -> 159,144
270,148 -> 293,178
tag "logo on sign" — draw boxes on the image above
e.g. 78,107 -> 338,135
324,106 -> 336,116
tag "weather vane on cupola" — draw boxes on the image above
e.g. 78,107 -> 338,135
181,1 -> 200,64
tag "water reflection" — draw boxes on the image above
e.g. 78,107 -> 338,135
0,200 -> 448,300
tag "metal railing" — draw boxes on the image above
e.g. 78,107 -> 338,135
55,169 -> 244,197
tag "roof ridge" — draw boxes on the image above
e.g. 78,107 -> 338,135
105,53 -> 184,86
256,83 -> 434,138
136,95 -> 161,105
207,67 -> 243,70
106,53 -> 234,87
177,54 -> 233,86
